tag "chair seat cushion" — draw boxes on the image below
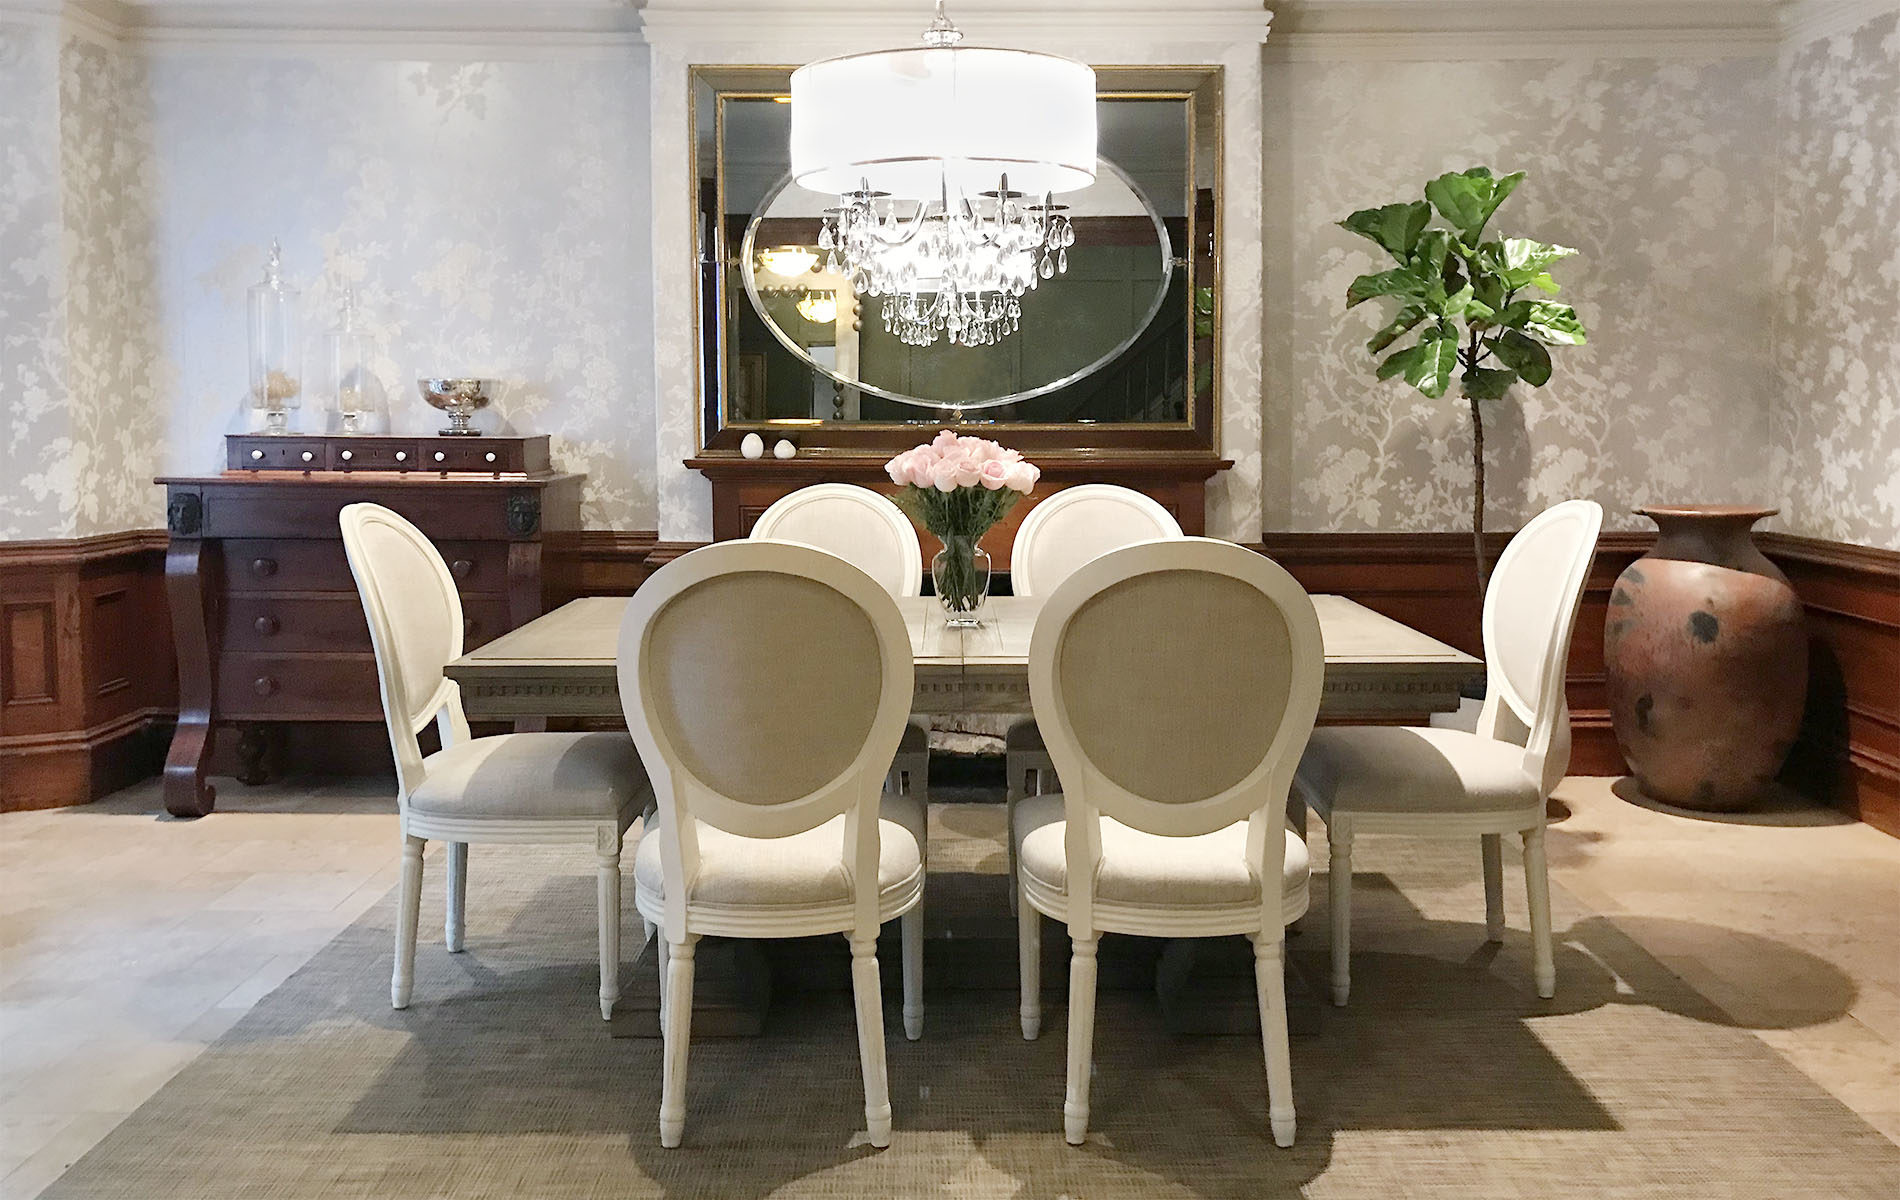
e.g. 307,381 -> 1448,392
635,793 -> 925,909
1296,726 -> 1540,815
1004,719 -> 1045,752
410,733 -> 648,820
1012,794 -> 1307,911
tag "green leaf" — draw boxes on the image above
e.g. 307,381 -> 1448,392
1489,329 -> 1553,385
1346,267 -> 1428,309
1405,333 -> 1458,399
1443,284 -> 1495,323
1471,271 -> 1507,316
1462,366 -> 1518,399
1506,301 -> 1586,345
1377,341 -> 1424,381
1338,202 -> 1431,259
1528,272 -> 1561,294
1425,167 -> 1527,242
1412,229 -> 1454,279
1366,303 -> 1427,355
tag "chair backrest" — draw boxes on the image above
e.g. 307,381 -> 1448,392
1477,499 -> 1603,794
749,483 -> 923,598
339,503 -> 472,804
1010,483 -> 1184,597
1028,537 -> 1324,935
618,539 -> 915,940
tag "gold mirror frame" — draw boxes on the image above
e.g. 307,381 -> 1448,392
690,64 -> 1224,458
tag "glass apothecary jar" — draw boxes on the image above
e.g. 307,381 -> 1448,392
247,240 -> 301,433
320,287 -> 383,433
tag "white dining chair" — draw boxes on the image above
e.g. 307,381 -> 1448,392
1016,537 -> 1324,1148
749,483 -> 930,802
340,503 -> 648,1020
1005,485 -> 1182,903
618,539 -> 925,1149
1293,499 -> 1603,1005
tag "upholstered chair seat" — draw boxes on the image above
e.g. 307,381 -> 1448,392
1297,727 -> 1540,815
1013,794 -> 1307,914
634,792 -> 924,913
408,733 -> 647,820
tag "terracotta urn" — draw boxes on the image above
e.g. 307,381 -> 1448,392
1604,506 -> 1806,811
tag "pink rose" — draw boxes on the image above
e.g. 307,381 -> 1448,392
953,456 -> 983,487
885,452 -> 910,485
978,459 -> 1009,490
1003,461 -> 1039,494
903,449 -> 934,487
929,457 -> 961,492
931,430 -> 960,455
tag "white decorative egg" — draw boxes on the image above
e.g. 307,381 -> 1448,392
740,432 -> 765,459
773,439 -> 796,459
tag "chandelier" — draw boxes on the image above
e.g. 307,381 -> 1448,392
790,1 -> 1095,348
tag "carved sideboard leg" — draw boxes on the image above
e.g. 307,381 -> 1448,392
162,534 -> 219,818
235,723 -> 272,786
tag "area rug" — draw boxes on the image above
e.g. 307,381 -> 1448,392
42,804 -> 1900,1199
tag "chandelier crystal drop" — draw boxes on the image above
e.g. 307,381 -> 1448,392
791,1 -> 1095,348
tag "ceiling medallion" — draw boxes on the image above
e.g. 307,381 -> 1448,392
789,1 -> 1096,348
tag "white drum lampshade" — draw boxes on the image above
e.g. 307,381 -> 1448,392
791,46 -> 1097,200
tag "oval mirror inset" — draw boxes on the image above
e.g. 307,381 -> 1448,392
739,156 -> 1172,412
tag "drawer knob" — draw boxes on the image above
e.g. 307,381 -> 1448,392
250,557 -> 277,578
450,558 -> 475,580
254,615 -> 279,636
434,451 -> 446,463
300,450 -> 314,463
252,676 -> 278,697
485,452 -> 497,463
249,448 -> 264,461
340,449 -> 353,461
395,451 -> 407,462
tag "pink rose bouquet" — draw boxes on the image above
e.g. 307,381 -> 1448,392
884,431 -> 1040,621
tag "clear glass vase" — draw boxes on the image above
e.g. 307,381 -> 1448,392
931,535 -> 992,628
247,239 -> 301,434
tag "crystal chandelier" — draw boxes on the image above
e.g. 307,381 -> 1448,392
790,1 -> 1096,348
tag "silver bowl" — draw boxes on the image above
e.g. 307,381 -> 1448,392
418,377 -> 495,436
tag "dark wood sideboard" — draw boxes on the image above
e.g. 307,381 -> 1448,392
158,435 -> 581,817
686,453 -> 1232,569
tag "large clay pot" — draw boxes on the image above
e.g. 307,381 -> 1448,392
1604,506 -> 1806,811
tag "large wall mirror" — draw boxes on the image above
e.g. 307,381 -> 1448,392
692,65 -> 1223,455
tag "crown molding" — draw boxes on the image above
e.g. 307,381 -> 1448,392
638,1 -> 1273,52
1780,0 -> 1900,44
1265,0 -> 1783,60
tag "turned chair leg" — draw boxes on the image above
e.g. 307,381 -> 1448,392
1481,833 -> 1505,943
1018,886 -> 1041,1040
1063,934 -> 1099,1145
1254,932 -> 1297,1148
658,935 -> 697,1147
393,835 -> 425,1009
848,933 -> 894,1148
1327,821 -> 1354,1007
901,906 -> 924,1041
444,842 -> 467,953
597,841 -> 621,1020
1523,825 -> 1556,998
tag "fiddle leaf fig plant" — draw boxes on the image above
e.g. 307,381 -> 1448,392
1339,167 -> 1586,597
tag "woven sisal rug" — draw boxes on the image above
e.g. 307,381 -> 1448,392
41,804 -> 1900,1199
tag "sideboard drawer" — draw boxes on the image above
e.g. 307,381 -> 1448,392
223,539 -> 512,595
223,595 -> 513,653
216,652 -> 383,721
229,439 -> 330,471
329,440 -> 420,472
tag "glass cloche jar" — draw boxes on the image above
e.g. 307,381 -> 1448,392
320,287 -> 381,433
247,240 -> 301,433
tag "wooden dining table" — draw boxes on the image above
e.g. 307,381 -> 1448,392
442,590 -> 1482,1039
445,593 -> 1482,723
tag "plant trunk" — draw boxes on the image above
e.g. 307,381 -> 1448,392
1469,394 -> 1490,605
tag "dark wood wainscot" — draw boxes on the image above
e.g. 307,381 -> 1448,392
157,435 -> 581,817
686,452 -> 1232,569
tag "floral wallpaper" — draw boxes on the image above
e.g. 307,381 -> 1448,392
1262,53 -> 1780,535
1770,7 -> 1900,550
142,48 -> 656,530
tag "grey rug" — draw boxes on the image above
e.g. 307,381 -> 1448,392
43,805 -> 1900,1199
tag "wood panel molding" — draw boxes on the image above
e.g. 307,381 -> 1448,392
0,530 -> 176,811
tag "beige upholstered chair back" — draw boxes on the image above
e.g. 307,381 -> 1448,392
1478,499 -> 1603,794
749,483 -> 923,598
618,540 -> 915,937
1029,538 -> 1324,933
1010,484 -> 1183,598
339,503 -> 473,804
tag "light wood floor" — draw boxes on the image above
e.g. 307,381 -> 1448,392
2,773 -> 1897,1198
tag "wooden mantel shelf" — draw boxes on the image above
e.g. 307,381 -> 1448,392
687,451 -> 1233,564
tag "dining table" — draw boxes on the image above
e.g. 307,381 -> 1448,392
442,590 -> 1483,1040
